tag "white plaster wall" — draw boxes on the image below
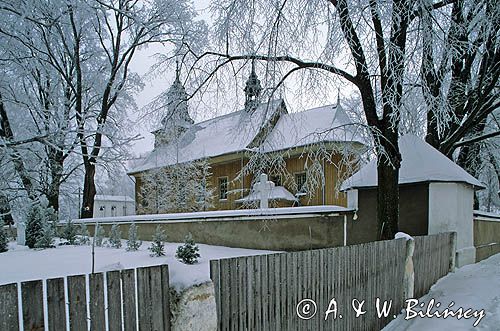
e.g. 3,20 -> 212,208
428,182 -> 475,267
347,189 -> 359,210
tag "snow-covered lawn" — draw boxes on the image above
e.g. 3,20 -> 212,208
0,240 -> 275,291
384,253 -> 500,330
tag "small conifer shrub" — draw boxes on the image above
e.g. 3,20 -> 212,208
126,223 -> 142,251
108,224 -> 122,248
149,225 -> 167,257
175,233 -> 200,264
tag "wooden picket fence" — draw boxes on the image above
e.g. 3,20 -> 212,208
210,232 -> 456,331
0,264 -> 170,331
413,232 -> 456,298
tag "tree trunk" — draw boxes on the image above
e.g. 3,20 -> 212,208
376,138 -> 401,240
0,191 -> 14,225
456,120 -> 486,209
81,163 -> 96,218
47,148 -> 64,212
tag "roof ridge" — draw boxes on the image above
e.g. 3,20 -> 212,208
193,98 -> 283,126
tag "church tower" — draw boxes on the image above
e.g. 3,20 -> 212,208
154,64 -> 194,147
244,61 -> 262,112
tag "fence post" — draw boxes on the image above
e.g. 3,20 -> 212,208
403,239 -> 415,300
449,232 -> 457,272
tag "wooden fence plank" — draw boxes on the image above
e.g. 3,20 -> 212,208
230,258 -> 238,331
47,277 -> 66,331
160,265 -> 171,331
210,260 -> 221,330
148,266 -> 164,331
137,266 -> 152,331
106,271 -> 122,331
89,273 -> 106,331
67,275 -> 88,331
0,283 -> 19,331
246,257 -> 254,330
21,280 -> 44,331
238,258 -> 247,331
121,268 -> 137,331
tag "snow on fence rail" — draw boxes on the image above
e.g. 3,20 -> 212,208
0,265 -> 171,331
210,232 -> 456,331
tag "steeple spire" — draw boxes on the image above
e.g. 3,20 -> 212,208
154,63 -> 194,147
244,60 -> 262,112
175,59 -> 180,82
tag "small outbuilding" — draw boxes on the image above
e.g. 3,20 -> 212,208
342,134 -> 485,267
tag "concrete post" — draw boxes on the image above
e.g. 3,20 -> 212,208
449,231 -> 457,272
404,238 -> 415,299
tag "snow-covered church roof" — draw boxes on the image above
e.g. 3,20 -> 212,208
341,134 -> 485,190
128,99 -> 285,174
262,103 -> 364,152
128,99 -> 364,174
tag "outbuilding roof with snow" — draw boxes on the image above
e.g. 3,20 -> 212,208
128,99 -> 364,174
341,134 -> 485,190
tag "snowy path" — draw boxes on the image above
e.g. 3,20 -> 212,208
0,241 -> 275,291
383,253 -> 500,330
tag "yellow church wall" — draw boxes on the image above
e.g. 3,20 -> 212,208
133,150 -> 350,214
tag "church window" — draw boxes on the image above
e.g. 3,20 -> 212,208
219,177 -> 228,200
295,172 -> 307,193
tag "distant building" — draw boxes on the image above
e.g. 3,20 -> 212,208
93,195 -> 135,218
128,64 -> 365,213
342,134 -> 485,267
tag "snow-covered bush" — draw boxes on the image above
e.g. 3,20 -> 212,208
175,233 -> 200,264
35,219 -> 55,249
77,223 -> 90,245
149,225 -> 167,257
0,226 -> 8,252
126,222 -> 142,251
61,220 -> 78,245
94,223 -> 105,247
26,202 -> 57,249
108,224 -> 122,248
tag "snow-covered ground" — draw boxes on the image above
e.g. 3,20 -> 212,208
0,240 -> 275,291
384,253 -> 500,330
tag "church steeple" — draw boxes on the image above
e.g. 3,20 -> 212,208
244,60 -> 262,112
154,62 -> 194,147
161,62 -> 193,128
